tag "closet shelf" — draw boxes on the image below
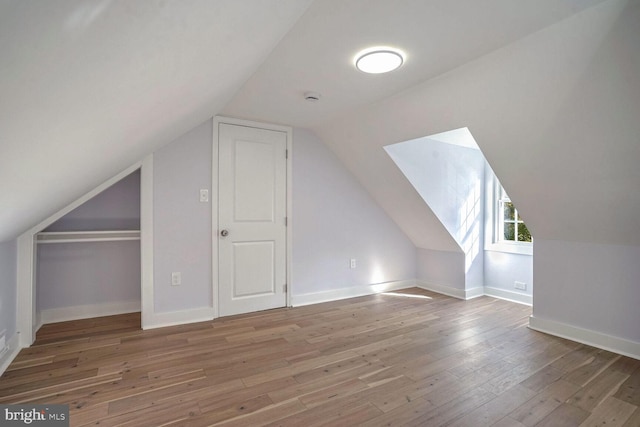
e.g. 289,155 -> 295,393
36,230 -> 141,244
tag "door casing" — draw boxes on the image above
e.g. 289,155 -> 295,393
212,116 -> 293,318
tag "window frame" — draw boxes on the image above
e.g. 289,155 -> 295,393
485,174 -> 532,255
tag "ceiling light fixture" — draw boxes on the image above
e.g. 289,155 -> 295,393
355,47 -> 405,74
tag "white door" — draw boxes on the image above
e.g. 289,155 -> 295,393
218,123 -> 288,316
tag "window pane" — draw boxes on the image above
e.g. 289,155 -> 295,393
518,222 -> 532,242
504,202 -> 515,220
504,223 -> 515,241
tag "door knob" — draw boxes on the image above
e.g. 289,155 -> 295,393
220,229 -> 229,237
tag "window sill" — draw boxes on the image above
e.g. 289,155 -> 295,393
485,241 -> 533,256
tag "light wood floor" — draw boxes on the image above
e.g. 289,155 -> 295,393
1,288 -> 638,426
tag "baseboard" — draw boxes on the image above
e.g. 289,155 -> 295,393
484,287 -> 532,306
291,280 -> 416,307
0,333 -> 21,377
529,315 -> 640,361
143,306 -> 215,330
40,300 -> 141,325
465,286 -> 485,300
416,281 -> 467,300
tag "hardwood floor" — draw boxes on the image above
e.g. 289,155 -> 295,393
1,288 -> 638,426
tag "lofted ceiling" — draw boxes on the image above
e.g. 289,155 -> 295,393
2,0 -> 638,250
0,0 -> 312,241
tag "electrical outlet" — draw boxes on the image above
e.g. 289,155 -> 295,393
514,281 -> 526,290
171,272 -> 181,286
350,258 -> 356,269
199,189 -> 209,203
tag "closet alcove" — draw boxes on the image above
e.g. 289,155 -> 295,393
35,169 -> 141,329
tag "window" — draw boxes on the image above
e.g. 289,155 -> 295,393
485,173 -> 533,255
498,188 -> 532,243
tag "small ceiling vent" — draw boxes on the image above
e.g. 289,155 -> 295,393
304,91 -> 321,102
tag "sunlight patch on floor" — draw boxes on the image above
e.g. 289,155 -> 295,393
380,292 -> 432,300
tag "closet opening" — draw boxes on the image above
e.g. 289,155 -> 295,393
34,169 -> 142,339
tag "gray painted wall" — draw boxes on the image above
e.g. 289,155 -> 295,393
417,248 -> 465,290
45,170 -> 140,231
0,240 -> 17,339
291,129 -> 416,296
37,241 -> 140,310
484,250 -> 533,296
534,239 -> 640,343
153,120 -> 212,313
150,122 -> 417,314
36,169 -> 141,312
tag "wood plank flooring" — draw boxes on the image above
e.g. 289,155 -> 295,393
1,288 -> 639,426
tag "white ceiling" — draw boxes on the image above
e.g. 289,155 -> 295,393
311,0 -> 640,248
224,0 -> 604,128
2,0 -> 638,249
0,0 -> 312,241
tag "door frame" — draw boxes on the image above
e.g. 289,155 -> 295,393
212,116 -> 293,318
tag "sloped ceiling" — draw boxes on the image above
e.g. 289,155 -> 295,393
310,0 -> 640,248
226,0 -> 640,250
0,0 -> 312,241
3,0 -> 638,250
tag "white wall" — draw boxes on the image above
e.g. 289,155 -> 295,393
533,239 -> 640,344
484,251 -> 533,297
416,248 -> 464,290
153,120 -> 212,313
0,240 -> 17,339
385,139 -> 484,250
291,129 -> 416,299
386,137 -> 486,292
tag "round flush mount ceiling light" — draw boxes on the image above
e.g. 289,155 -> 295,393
355,47 -> 405,74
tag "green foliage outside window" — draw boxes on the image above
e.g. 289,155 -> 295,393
502,201 -> 532,242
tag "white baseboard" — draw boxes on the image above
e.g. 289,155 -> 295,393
416,281 -> 467,300
0,332 -> 21,377
529,315 -> 640,361
291,280 -> 416,307
465,286 -> 485,300
484,287 -> 532,306
40,300 -> 141,325
143,307 -> 215,330
417,281 -> 532,304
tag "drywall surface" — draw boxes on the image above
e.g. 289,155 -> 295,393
313,0 -> 640,248
153,120 -> 212,313
291,129 -> 416,296
45,170 -> 140,231
485,250 -> 533,296
0,240 -> 17,339
37,241 -> 140,310
417,248 -> 465,290
534,239 -> 640,343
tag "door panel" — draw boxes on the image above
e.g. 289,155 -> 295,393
218,123 -> 287,316
234,140 -> 276,222
233,241 -> 275,297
